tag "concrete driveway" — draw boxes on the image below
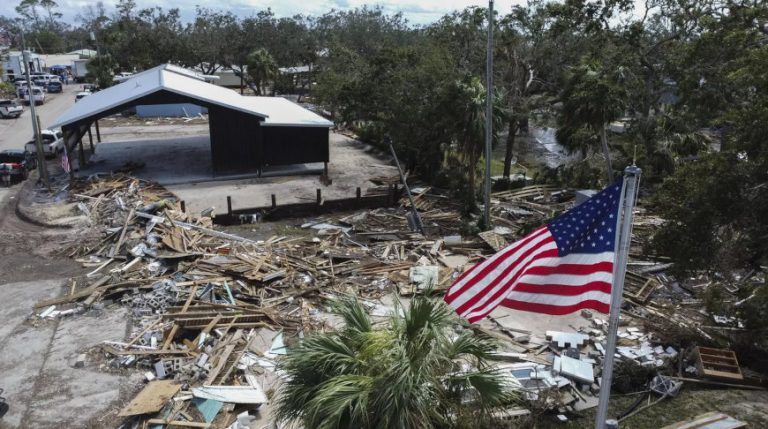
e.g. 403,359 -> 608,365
78,125 -> 397,215
0,83 -> 81,152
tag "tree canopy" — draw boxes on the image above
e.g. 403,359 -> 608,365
274,296 -> 515,428
1,0 -> 767,275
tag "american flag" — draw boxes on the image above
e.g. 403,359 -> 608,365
445,181 -> 624,323
61,145 -> 70,173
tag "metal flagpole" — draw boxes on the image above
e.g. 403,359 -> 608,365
594,165 -> 642,429
483,0 -> 494,230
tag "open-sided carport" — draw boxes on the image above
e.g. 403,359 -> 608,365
49,64 -> 333,177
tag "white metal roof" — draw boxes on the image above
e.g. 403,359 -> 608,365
50,64 -> 269,129
243,96 -> 333,128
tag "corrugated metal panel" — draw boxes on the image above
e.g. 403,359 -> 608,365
241,96 -> 333,127
50,64 -> 268,128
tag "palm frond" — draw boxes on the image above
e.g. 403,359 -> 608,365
442,329 -> 496,363
303,374 -> 374,429
332,295 -> 373,333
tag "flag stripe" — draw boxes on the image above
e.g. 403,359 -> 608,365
511,281 -> 612,296
504,289 -> 612,307
447,230 -> 553,310
445,227 -> 548,299
458,246 -> 560,320
453,240 -> 557,316
524,261 -> 613,276
499,298 -> 611,316
516,271 -> 613,286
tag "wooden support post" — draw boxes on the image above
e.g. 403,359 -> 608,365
87,125 -> 94,153
62,128 -> 75,180
388,184 -> 393,205
95,120 -> 101,142
316,188 -> 321,205
227,196 -> 232,215
271,194 -> 276,208
356,187 -> 361,200
77,136 -> 85,168
180,200 -> 186,213
324,162 -> 328,177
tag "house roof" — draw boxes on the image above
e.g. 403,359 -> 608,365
243,97 -> 333,128
66,49 -> 97,58
50,64 -> 270,129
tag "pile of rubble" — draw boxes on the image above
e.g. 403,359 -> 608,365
29,174 -> 763,427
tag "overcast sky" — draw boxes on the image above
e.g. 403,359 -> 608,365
0,0 -> 526,26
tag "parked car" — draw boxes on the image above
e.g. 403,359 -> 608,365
47,80 -> 63,93
75,90 -> 91,102
0,100 -> 23,119
25,129 -> 63,157
32,77 -> 47,89
22,87 -> 45,105
0,149 -> 36,185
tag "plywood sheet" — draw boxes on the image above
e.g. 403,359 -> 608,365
118,380 -> 181,416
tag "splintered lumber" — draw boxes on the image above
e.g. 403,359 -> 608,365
478,230 -> 507,252
110,208 -> 135,257
102,345 -> 190,356
146,420 -> 210,428
34,277 -> 154,308
134,211 -> 258,244
118,380 -> 181,416
205,335 -> 242,384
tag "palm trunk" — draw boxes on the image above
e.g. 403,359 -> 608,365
466,139 -> 478,210
502,119 -> 518,178
599,126 -> 614,183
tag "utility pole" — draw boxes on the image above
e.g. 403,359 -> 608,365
483,0 -> 494,229
385,135 -> 425,236
20,30 -> 50,190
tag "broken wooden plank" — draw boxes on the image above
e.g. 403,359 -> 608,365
118,380 -> 181,417
145,419 -> 210,428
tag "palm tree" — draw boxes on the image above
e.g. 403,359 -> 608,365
246,48 -> 278,95
446,76 -> 505,211
274,295 -> 515,429
556,61 -> 628,184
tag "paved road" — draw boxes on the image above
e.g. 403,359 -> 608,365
0,83 -> 80,152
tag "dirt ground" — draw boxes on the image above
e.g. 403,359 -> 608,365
0,187 -> 139,429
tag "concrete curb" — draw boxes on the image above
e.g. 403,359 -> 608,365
14,176 -> 75,229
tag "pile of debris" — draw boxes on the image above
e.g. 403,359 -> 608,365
30,175 -> 765,426
32,174 -> 492,427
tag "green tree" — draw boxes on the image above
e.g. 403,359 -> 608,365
15,0 -> 41,27
86,53 -> 115,88
444,76 -> 505,209
246,48 -> 278,95
275,296 -> 514,429
182,7 -> 239,75
0,82 -> 17,99
556,61 -> 628,184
